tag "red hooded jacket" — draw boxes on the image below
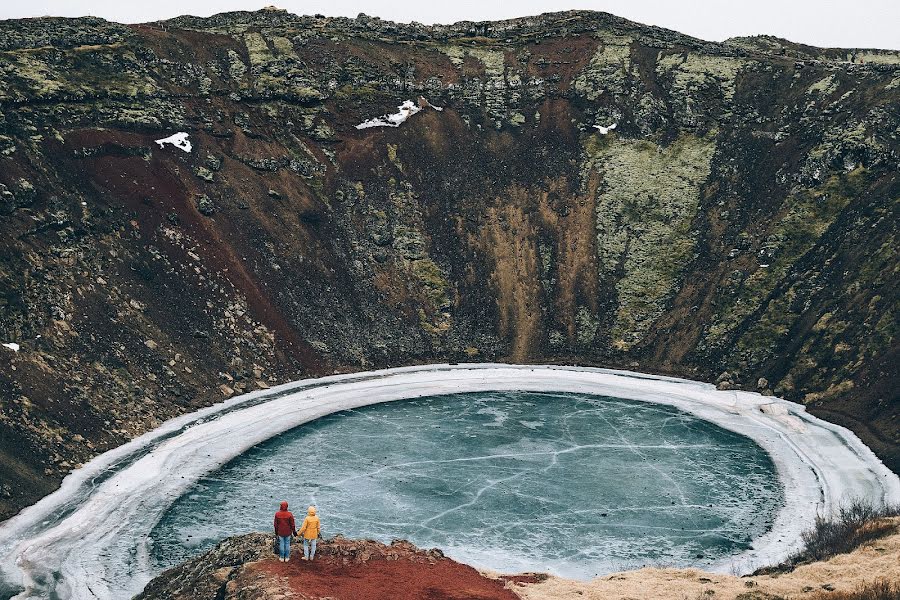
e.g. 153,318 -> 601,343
273,501 -> 296,537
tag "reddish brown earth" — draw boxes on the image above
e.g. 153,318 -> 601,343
257,549 -> 521,600
137,534 -> 526,600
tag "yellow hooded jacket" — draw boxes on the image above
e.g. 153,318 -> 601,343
299,506 -> 321,540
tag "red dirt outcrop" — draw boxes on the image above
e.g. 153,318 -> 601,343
259,537 -> 521,599
138,534 -> 523,599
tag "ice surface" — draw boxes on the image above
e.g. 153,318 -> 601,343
154,132 -> 192,152
151,392 -> 782,579
0,364 -> 896,600
0,343 -> 18,352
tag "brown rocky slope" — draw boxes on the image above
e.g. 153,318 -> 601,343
0,9 -> 898,519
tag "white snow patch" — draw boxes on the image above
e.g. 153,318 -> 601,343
355,100 -> 420,129
154,132 -> 192,153
1,343 -> 19,352
0,364 -> 897,599
355,98 -> 442,130
593,123 -> 617,135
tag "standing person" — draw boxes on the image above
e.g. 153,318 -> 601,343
299,506 -> 321,561
273,501 -> 297,562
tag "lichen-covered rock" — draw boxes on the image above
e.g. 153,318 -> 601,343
588,133 -> 716,349
136,533 -> 276,599
195,195 -> 216,216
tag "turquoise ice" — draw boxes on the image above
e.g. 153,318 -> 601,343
150,391 -> 782,578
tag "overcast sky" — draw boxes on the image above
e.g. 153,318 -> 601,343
2,1 -> 898,50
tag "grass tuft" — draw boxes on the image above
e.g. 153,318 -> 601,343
795,500 -> 899,564
757,498 -> 899,574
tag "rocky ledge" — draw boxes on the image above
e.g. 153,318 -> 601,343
137,533 -> 534,599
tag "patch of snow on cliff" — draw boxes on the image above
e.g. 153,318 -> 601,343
593,123 -> 617,135
2,342 -> 19,352
356,100 -> 421,129
155,132 -> 192,153
355,98 -> 442,129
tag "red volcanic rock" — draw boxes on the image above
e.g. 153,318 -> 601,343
138,534 -> 522,600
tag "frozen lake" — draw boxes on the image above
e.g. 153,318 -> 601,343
2,365 -> 896,599
150,391 -> 782,578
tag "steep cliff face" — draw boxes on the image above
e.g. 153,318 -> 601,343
0,9 -> 897,519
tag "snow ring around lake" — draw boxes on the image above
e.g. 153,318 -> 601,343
0,364 -> 897,600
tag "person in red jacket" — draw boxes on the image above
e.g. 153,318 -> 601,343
273,501 -> 297,562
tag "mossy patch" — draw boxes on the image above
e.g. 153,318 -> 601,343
243,32 -> 272,66
437,45 -> 505,76
1,45 -> 158,101
587,133 -> 716,349
656,51 -> 747,101
386,143 -> 403,172
333,84 -> 381,103
573,37 -> 631,99
271,36 -> 296,58
574,306 -> 602,348
411,258 -> 450,309
807,74 -> 838,95
226,49 -> 247,81
377,182 -> 453,338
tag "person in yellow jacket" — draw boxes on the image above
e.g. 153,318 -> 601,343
298,505 -> 321,561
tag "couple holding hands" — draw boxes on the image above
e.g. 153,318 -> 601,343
273,501 -> 322,562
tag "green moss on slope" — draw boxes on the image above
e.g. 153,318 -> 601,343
587,133 -> 716,350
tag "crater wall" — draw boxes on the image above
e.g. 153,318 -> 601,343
0,9 -> 897,519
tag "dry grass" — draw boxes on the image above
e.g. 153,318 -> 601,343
805,579 -> 900,600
